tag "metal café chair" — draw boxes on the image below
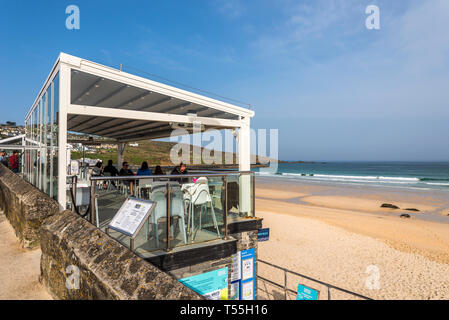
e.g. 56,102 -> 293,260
135,178 -> 153,199
150,183 -> 187,247
185,177 -> 221,241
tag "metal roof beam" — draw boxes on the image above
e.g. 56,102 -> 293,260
77,91 -> 153,133
86,97 -> 173,135
107,123 -> 169,139
68,104 -> 243,128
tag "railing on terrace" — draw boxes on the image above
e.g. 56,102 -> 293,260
257,259 -> 373,300
68,171 -> 255,255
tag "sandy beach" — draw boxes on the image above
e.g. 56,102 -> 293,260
256,177 -> 449,300
0,212 -> 51,300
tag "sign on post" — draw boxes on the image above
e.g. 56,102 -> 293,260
257,228 -> 270,241
107,197 -> 155,238
240,248 -> 255,300
179,267 -> 228,300
296,284 -> 319,300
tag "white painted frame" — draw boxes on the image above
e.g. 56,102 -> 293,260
25,52 -> 254,210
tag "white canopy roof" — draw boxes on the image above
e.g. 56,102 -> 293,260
59,53 -> 254,141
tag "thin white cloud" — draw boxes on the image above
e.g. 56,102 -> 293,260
214,0 -> 245,19
245,0 -> 449,119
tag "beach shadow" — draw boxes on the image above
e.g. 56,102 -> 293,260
258,280 -> 286,300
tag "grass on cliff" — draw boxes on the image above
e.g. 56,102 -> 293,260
71,140 -> 238,166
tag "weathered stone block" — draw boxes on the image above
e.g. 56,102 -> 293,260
0,164 -> 59,248
39,210 -> 202,300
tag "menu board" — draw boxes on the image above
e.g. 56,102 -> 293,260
240,248 -> 255,300
108,198 -> 155,237
241,280 -> 254,300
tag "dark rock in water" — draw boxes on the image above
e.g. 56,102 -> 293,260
381,203 -> 399,209
400,214 -> 411,219
405,208 -> 420,212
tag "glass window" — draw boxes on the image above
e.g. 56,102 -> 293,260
52,73 -> 59,200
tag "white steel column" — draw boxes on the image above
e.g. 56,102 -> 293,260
117,143 -> 126,169
238,118 -> 251,216
57,63 -> 70,209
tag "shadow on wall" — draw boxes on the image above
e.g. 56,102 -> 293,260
0,163 -> 58,248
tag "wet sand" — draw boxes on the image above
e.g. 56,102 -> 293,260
256,177 -> 449,300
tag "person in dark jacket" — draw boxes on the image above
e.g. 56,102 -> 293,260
170,162 -> 189,184
154,165 -> 165,175
103,160 -> 119,176
119,162 -> 135,195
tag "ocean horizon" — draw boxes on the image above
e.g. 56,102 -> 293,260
255,161 -> 449,191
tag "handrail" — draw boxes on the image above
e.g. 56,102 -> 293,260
81,170 -> 255,253
258,259 -> 373,300
90,171 -> 253,181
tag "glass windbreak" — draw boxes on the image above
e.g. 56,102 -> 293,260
23,72 -> 59,200
79,172 -> 254,257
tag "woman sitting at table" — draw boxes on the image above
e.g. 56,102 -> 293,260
154,165 -> 165,175
92,161 -> 103,177
137,161 -> 151,176
153,165 -> 168,182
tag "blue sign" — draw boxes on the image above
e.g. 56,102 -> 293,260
179,267 -> 228,300
240,248 -> 255,300
296,284 -> 319,300
257,228 -> 270,241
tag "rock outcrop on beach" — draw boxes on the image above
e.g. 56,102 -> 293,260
405,208 -> 420,212
381,203 -> 400,209
400,214 -> 411,219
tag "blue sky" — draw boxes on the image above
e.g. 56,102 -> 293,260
1,0 -> 448,161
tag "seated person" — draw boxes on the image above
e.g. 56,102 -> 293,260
92,161 -> 103,177
171,162 -> 189,184
119,162 -> 135,194
137,161 -> 151,176
153,165 -> 168,182
103,160 -> 119,188
103,160 -> 119,176
154,165 -> 165,175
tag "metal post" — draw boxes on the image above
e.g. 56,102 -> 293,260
90,179 -> 96,225
328,286 -> 331,300
284,269 -> 288,300
252,173 -> 255,217
72,176 -> 77,213
224,176 -> 228,239
166,183 -> 171,251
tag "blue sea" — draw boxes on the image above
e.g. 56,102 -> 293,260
255,162 -> 449,191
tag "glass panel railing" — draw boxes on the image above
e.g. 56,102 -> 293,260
68,170 -> 255,256
183,175 -> 226,246
95,178 -> 168,254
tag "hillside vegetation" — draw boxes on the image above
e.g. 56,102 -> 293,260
71,140 -> 243,167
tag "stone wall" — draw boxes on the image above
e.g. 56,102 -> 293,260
0,163 -> 59,248
40,210 -> 202,300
